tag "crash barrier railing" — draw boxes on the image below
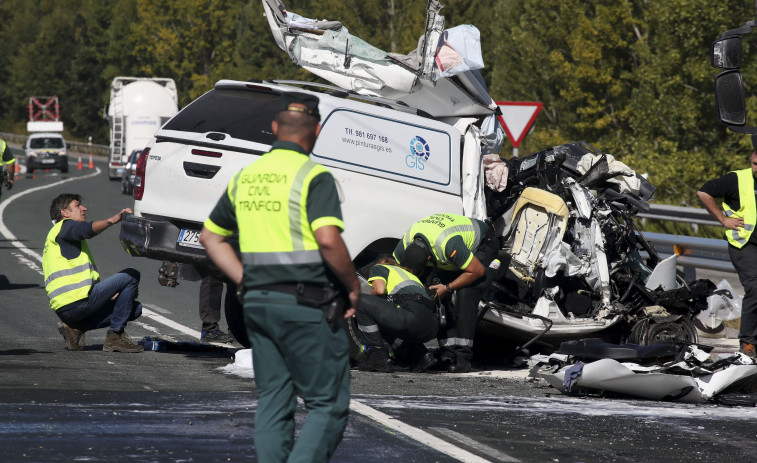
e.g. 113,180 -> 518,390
640,204 -> 720,227
639,205 -> 734,273
643,232 -> 734,274
0,131 -> 109,156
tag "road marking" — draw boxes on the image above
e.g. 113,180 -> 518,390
1,170 -> 502,462
429,427 -> 520,462
349,400 -> 492,463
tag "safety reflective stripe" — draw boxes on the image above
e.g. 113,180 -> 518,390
745,224 -> 755,231
44,262 -> 95,287
388,266 -> 422,295
358,323 -> 380,333
391,338 -> 404,349
438,337 -> 473,347
290,160 -> 319,251
731,230 -> 747,245
432,222 -> 480,264
724,210 -> 734,217
242,249 -> 322,265
47,278 -> 94,300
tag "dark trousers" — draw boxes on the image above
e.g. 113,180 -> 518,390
244,290 -> 350,463
436,229 -> 499,362
199,274 -> 224,332
355,294 -> 438,347
56,268 -> 142,333
729,243 -> 757,344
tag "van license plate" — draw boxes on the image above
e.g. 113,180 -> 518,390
41,159 -> 55,164
177,229 -> 203,249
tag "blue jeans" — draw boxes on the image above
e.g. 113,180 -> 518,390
56,268 -> 142,333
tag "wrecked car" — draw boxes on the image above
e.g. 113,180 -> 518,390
475,143 -> 729,355
120,0 -> 727,352
528,338 -> 757,404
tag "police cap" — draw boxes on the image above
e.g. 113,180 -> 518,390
278,92 -> 321,121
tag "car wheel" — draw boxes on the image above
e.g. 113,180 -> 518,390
61,164 -> 69,174
28,168 -> 35,173
224,283 -> 250,348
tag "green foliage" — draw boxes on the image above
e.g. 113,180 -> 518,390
0,0 -> 755,215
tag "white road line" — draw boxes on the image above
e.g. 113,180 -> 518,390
429,427 -> 520,462
349,400 -> 492,463
2,171 -> 499,462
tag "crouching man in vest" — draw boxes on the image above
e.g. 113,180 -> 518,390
42,193 -> 143,352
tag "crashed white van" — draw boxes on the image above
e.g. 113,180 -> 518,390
120,0 -> 724,351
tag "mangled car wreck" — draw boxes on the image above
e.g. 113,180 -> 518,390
258,0 -> 731,353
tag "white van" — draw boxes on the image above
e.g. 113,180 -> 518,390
120,79 -> 469,273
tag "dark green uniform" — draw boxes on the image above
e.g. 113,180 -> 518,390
204,140 -> 349,463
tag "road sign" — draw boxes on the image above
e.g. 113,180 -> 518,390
495,101 -> 543,148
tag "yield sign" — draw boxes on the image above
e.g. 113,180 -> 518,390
496,101 -> 543,148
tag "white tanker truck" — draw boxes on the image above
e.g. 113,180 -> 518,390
106,77 -> 179,179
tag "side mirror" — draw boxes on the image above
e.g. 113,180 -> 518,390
715,70 -> 746,126
712,37 -> 742,69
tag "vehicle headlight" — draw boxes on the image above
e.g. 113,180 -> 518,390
28,151 -> 37,157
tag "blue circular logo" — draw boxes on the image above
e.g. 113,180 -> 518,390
410,136 -> 430,161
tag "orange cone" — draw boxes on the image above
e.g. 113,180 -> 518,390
77,154 -> 83,170
88,152 -> 94,169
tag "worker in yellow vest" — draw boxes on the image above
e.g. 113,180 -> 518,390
42,194 -> 143,352
200,92 -> 359,463
698,139 -> 757,358
0,138 -> 16,196
355,257 -> 439,373
393,213 -> 499,373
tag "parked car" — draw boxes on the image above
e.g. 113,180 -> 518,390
25,132 -> 69,173
121,148 -> 143,195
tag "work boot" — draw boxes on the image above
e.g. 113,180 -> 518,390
358,346 -> 394,373
103,329 -> 144,353
447,357 -> 472,374
57,322 -> 84,351
410,352 -> 438,373
201,330 -> 234,344
740,341 -> 757,358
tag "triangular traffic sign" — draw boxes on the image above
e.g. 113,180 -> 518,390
496,101 -> 543,148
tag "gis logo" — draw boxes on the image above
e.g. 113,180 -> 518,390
406,136 -> 430,170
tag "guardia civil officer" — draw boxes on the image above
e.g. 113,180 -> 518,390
356,257 -> 439,373
43,194 -> 143,352
393,213 -> 498,373
0,138 -> 16,196
698,138 -> 757,358
200,92 -> 360,463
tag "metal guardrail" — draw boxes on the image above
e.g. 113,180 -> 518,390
643,232 -> 734,273
640,204 -> 720,226
0,131 -> 109,156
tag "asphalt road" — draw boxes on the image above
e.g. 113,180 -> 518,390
2,148 -> 757,463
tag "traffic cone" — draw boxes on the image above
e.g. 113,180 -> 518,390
77,154 -> 83,170
88,152 -> 94,169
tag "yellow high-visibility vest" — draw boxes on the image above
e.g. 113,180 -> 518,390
42,220 -> 100,310
230,148 -> 327,267
723,168 -> 757,248
401,213 -> 483,270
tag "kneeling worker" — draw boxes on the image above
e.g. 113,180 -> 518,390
43,194 -> 143,352
394,213 -> 498,373
356,257 -> 439,373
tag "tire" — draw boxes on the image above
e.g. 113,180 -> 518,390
61,164 -> 69,174
224,283 -> 250,347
